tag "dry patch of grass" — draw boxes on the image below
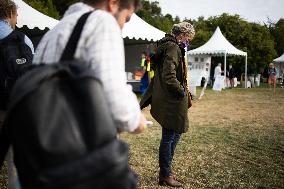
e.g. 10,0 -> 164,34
122,88 -> 284,189
1,88 -> 283,189
0,162 -> 7,188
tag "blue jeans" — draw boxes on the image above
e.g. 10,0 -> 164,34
159,128 -> 181,177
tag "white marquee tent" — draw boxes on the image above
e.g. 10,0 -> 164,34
15,0 -> 58,30
188,27 -> 248,87
122,14 -> 165,41
273,53 -> 284,79
273,53 -> 284,62
14,0 -> 165,42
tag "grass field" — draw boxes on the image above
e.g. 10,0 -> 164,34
122,87 -> 284,189
1,87 -> 284,189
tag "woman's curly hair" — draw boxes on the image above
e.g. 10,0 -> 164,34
0,0 -> 17,20
171,22 -> 195,39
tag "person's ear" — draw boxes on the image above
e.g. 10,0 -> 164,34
107,0 -> 119,13
9,11 -> 13,18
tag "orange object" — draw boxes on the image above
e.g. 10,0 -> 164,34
134,70 -> 143,80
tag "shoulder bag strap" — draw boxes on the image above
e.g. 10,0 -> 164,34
60,11 -> 92,62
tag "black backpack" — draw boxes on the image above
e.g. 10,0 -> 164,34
0,12 -> 137,189
0,30 -> 33,110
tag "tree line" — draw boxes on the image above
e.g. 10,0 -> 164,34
24,0 -> 284,75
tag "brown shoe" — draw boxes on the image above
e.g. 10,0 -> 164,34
159,175 -> 182,187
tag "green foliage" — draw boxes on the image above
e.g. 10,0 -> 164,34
24,0 -> 60,19
269,19 -> 284,56
137,1 -> 170,33
52,0 -> 79,16
24,0 -> 79,18
46,0 -> 60,19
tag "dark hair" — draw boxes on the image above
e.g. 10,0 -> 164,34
119,0 -> 140,11
82,0 -> 140,11
0,0 -> 17,19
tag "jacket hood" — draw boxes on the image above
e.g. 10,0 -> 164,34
156,34 -> 185,56
157,34 -> 178,47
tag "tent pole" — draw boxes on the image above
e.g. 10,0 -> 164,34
245,55 -> 247,88
224,52 -> 227,89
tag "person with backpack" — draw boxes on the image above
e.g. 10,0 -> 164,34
140,22 -> 195,187
33,0 -> 146,134
0,0 -> 34,111
0,0 -> 34,189
1,0 -> 146,189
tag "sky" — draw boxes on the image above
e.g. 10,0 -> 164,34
153,0 -> 284,23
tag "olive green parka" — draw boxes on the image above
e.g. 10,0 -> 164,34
140,34 -> 189,133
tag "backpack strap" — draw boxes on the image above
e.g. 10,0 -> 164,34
0,30 -> 26,68
0,30 -> 25,44
60,11 -> 92,62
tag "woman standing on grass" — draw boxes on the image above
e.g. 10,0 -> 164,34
140,22 -> 195,187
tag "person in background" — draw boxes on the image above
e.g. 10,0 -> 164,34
227,64 -> 235,88
0,0 -> 34,188
140,52 -> 151,94
268,63 -> 277,91
213,63 -> 222,84
0,0 -> 34,53
33,0 -> 146,134
140,22 -> 195,187
140,51 -> 147,67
